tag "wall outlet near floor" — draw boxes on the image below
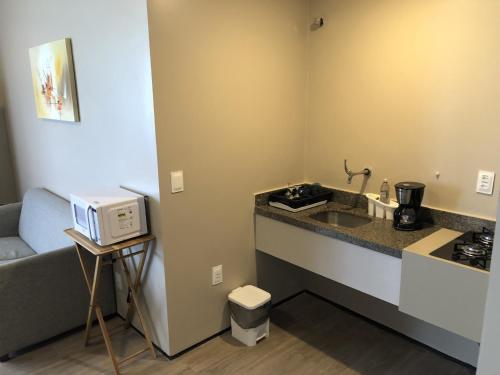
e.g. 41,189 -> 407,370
212,265 -> 223,285
476,170 -> 495,195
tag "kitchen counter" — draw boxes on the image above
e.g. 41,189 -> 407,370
255,200 -> 440,258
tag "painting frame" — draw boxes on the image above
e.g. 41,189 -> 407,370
29,38 -> 80,122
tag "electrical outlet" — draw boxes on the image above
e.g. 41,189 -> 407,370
212,265 -> 223,285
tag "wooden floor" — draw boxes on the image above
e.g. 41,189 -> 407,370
0,293 -> 475,375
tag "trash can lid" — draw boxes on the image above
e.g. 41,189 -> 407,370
228,285 -> 271,310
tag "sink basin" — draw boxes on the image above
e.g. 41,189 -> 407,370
309,210 -> 372,228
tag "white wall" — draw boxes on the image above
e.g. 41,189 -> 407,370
0,0 -> 169,352
477,201 -> 500,374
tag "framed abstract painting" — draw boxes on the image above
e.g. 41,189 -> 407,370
29,38 -> 80,122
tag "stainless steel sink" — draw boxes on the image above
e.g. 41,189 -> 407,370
309,210 -> 372,228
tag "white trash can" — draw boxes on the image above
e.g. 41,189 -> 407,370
228,285 -> 271,346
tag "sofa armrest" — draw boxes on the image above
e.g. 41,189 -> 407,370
0,246 -> 116,356
0,202 -> 22,238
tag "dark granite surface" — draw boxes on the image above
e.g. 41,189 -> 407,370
420,207 -> 495,233
255,201 -> 438,258
255,186 -> 495,258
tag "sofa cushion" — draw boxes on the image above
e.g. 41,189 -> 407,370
18,189 -> 73,254
0,236 -> 36,261
0,202 -> 22,237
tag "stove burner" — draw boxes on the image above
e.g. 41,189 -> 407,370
450,227 -> 494,270
455,243 -> 487,258
431,227 -> 494,271
476,232 -> 494,249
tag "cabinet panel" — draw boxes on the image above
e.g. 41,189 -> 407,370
399,251 -> 488,342
255,215 -> 402,305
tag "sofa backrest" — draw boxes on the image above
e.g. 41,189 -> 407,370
19,188 -> 73,254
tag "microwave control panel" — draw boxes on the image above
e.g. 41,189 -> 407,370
110,203 -> 140,238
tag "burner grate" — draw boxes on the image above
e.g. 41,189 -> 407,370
451,227 -> 494,270
455,243 -> 487,257
431,227 -> 494,271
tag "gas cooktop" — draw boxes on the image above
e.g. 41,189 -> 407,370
430,228 -> 494,271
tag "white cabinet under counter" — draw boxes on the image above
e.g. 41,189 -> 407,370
399,229 -> 489,342
256,213 -> 491,344
255,214 -> 402,305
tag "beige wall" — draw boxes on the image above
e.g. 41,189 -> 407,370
306,0 -> 500,220
148,0 -> 308,354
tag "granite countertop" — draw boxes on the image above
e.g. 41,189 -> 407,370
255,201 -> 441,258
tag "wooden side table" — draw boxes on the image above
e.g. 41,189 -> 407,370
65,229 -> 157,375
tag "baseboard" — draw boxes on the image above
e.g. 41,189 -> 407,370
148,291 -> 307,360
271,289 -> 306,308
119,312 -> 231,361
115,313 -> 172,360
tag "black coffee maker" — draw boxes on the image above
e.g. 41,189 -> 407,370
393,182 -> 426,231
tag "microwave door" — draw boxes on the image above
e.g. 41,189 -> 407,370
74,203 -> 90,237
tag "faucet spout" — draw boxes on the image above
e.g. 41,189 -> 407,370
344,159 -> 371,184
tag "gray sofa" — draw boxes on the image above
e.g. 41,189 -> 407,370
0,188 -> 116,360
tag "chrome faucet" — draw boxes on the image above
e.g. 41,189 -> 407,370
344,159 -> 371,184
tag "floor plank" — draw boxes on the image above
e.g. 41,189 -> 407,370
0,293 -> 475,374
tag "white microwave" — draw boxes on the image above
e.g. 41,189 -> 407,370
70,188 -> 148,246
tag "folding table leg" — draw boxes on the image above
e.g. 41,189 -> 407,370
70,235 -> 157,374
95,305 -> 120,375
119,249 -> 156,358
75,244 -> 92,293
84,255 -> 103,346
125,241 -> 150,325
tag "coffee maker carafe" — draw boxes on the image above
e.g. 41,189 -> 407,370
393,182 -> 425,231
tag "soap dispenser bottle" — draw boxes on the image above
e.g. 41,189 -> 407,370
380,179 -> 390,204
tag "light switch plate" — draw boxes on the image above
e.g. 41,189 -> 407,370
212,265 -> 223,285
476,170 -> 495,195
170,170 -> 184,193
